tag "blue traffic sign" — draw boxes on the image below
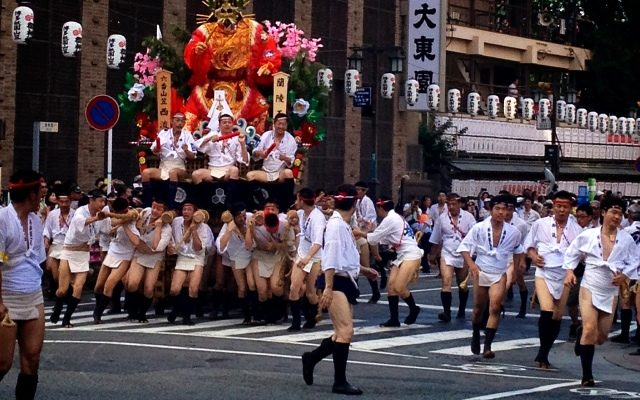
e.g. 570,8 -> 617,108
353,87 -> 372,107
85,95 -> 120,131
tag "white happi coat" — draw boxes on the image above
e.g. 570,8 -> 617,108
367,209 -> 423,266
429,209 -> 476,268
563,227 -> 639,313
524,216 -> 582,299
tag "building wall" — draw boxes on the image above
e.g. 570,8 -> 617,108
0,0 -> 18,187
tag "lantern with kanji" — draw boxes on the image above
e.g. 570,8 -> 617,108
106,34 -> 126,69
447,89 -> 460,113
344,69 -> 359,96
62,21 -> 82,57
317,68 -> 333,91
381,73 -> 395,99
618,117 -> 628,135
503,96 -> 517,120
587,112 -> 598,132
565,104 -> 576,125
467,92 -> 480,116
405,79 -> 419,106
12,6 -> 34,44
522,98 -> 534,120
487,95 -> 499,119
538,99 -> 550,119
608,115 -> 617,134
597,114 -> 609,134
555,100 -> 566,122
576,108 -> 587,128
628,118 -> 636,135
426,84 -> 440,111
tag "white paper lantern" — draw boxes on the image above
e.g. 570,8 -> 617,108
555,100 -> 567,122
628,118 -> 636,135
587,112 -> 598,132
12,6 -> 34,44
487,95 -> 499,119
317,68 -> 333,91
608,115 -> 617,134
538,99 -> 550,119
344,69 -> 359,96
467,92 -> 480,116
62,21 -> 82,57
106,34 -> 126,69
503,96 -> 517,120
380,73 -> 396,99
618,117 -> 628,135
565,104 -> 576,125
636,119 -> 640,135
427,84 -> 440,111
405,79 -> 419,106
576,108 -> 587,128
447,89 -> 461,113
521,98 -> 534,120
597,114 -> 609,134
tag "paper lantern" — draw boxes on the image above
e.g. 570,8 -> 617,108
576,108 -> 587,128
636,119 -> 640,135
405,79 -> 419,106
427,84 -> 440,111
12,6 -> 34,44
380,73 -> 396,99
608,116 -> 617,134
106,34 -> 126,69
344,69 -> 359,96
597,114 -> 609,134
317,68 -> 333,91
467,92 -> 480,116
487,95 -> 499,119
521,98 -> 534,120
503,96 -> 517,120
565,104 -> 576,125
538,99 -> 550,119
618,117 -> 628,135
628,118 -> 636,135
587,112 -> 598,132
447,89 -> 461,113
62,21 -> 82,57
555,100 -> 566,122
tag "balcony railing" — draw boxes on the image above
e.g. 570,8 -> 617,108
448,0 -> 585,48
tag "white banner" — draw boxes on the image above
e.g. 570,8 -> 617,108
406,0 -> 442,111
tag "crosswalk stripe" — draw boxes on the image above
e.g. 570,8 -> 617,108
46,312 -> 126,328
101,318 -> 246,333
166,320 -> 337,338
264,324 -> 431,343
351,329 -> 473,351
431,338 -> 566,355
70,318 -> 168,331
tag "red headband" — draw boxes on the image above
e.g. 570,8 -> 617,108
376,199 -> 392,206
334,192 -> 355,201
8,179 -> 41,190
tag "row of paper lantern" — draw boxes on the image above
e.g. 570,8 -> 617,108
331,69 -> 421,106
12,6 -> 126,69
426,84 -> 639,135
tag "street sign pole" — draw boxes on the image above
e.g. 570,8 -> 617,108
32,122 -> 40,171
107,128 -> 113,194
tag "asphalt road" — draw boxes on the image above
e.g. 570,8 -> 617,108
2,271 -> 639,399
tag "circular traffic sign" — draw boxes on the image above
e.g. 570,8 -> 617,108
85,95 -> 120,131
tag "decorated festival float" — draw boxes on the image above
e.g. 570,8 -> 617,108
116,0 -> 331,212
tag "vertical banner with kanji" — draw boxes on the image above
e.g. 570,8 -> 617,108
272,71 -> 290,119
156,69 -> 172,129
406,0 -> 442,111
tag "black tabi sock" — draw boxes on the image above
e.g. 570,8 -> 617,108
241,296 -> 251,320
580,344 -> 595,380
51,295 -> 65,322
309,337 -> 334,362
138,296 -> 153,320
305,301 -> 318,324
248,290 -> 259,319
63,296 -> 81,325
403,293 -> 417,309
368,278 -> 380,297
537,311 -> 553,360
519,290 -> 528,315
620,309 -> 632,337
550,318 -> 562,343
387,295 -> 400,322
112,283 -> 124,311
290,299 -> 302,327
332,342 -> 351,386
15,373 -> 38,400
484,328 -> 497,352
440,291 -> 452,315
458,290 -> 469,314
125,291 -> 138,319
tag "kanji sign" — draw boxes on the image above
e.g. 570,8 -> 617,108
156,69 -> 172,130
85,95 -> 120,131
353,87 -> 372,107
407,0 -> 442,111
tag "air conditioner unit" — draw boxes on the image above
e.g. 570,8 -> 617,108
537,12 -> 554,27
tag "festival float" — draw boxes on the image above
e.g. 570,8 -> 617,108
116,0 -> 329,211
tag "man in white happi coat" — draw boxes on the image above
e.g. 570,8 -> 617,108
247,113 -> 297,182
458,195 -> 524,359
563,196 -> 639,386
43,193 -> 74,298
429,193 -> 475,322
525,191 -> 582,368
616,203 -> 640,346
504,196 -> 530,318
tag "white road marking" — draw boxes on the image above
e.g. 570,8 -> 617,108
263,324 -> 430,343
74,318 -> 244,333
46,312 -> 127,328
351,329 -> 473,351
44,340 -> 577,382
431,338 -> 566,356
463,380 -> 582,399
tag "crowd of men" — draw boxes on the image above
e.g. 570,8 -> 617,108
0,111 -> 639,398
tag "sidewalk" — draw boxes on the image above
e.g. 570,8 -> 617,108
602,341 -> 640,372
